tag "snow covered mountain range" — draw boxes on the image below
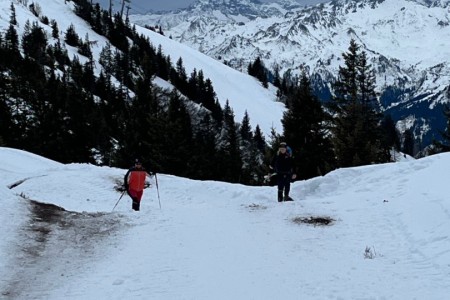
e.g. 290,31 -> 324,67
130,0 -> 450,147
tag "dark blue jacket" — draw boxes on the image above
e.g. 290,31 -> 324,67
271,152 -> 295,175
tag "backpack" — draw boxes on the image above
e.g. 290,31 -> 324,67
286,145 -> 293,157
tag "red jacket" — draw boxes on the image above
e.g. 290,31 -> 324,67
125,167 -> 148,191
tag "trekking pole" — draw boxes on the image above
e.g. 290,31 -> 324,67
155,173 -> 161,209
112,190 -> 126,211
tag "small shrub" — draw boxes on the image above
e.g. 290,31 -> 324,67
364,246 -> 380,259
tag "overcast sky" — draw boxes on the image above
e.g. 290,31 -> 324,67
96,0 -> 329,14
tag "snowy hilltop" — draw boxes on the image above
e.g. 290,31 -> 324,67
1,147 -> 450,299
130,0 -> 450,145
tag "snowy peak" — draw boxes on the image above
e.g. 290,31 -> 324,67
178,0 -> 303,17
131,0 -> 303,27
411,0 -> 450,7
329,0 -> 450,9
130,0 -> 450,145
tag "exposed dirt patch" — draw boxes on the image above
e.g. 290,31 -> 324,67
1,199 -> 126,299
292,216 -> 335,226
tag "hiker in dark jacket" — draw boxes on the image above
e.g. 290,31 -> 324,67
270,142 -> 297,202
124,159 -> 153,211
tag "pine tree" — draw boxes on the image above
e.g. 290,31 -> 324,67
65,24 -> 80,47
22,21 -> 48,64
253,125 -> 266,153
51,19 -> 59,39
282,72 -> 335,179
52,39 -> 70,69
239,111 -> 256,184
99,42 -> 113,75
239,114 -> 267,185
217,101 -> 242,182
273,64 -> 281,88
248,56 -> 268,88
4,23 -> 20,55
10,3 -> 17,26
187,68 -> 198,100
5,2 -> 19,56
108,13 -> 129,52
330,39 -> 384,167
156,45 -> 169,80
239,111 -> 253,141
92,3 -> 103,34
79,33 -> 93,59
357,50 -> 385,160
173,57 -> 188,94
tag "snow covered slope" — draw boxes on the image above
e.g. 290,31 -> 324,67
135,26 -> 285,136
0,0 -> 284,136
1,147 -> 450,298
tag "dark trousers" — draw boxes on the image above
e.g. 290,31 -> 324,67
277,173 -> 291,197
128,189 -> 143,211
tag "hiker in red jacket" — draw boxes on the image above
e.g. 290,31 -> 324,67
124,159 -> 153,211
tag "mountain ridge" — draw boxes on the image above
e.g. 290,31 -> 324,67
130,0 -> 450,147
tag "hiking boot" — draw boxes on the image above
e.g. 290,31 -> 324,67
132,200 -> 140,211
278,190 -> 283,202
284,191 -> 293,201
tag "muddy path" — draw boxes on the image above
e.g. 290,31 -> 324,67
1,200 -> 127,299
